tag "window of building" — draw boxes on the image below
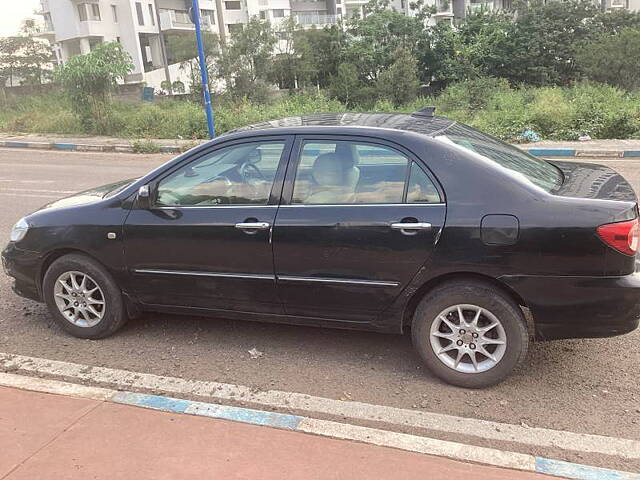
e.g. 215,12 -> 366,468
77,4 -> 88,21
272,8 -> 285,17
90,3 -> 101,20
201,9 -> 216,24
259,10 -> 267,19
148,4 -> 155,25
135,2 -> 145,25
111,5 -> 118,22
43,12 -> 53,30
116,36 -> 121,43
336,7 -> 342,14
228,23 -> 243,33
225,1 -> 242,9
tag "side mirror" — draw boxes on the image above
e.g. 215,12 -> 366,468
137,185 -> 151,209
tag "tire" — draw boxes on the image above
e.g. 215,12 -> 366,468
42,253 -> 128,339
411,280 -> 528,388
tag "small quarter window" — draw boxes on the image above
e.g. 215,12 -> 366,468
407,162 -> 441,203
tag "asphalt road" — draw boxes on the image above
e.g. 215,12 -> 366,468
1,148 -> 639,468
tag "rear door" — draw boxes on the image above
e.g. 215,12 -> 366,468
272,135 -> 446,323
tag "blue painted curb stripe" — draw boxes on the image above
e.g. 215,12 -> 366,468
623,151 -> 640,157
52,143 -> 77,150
527,148 -> 577,157
111,391 -> 302,430
111,392 -> 191,413
186,402 -> 302,430
535,458 -> 640,480
109,390 -> 640,479
5,141 -> 29,148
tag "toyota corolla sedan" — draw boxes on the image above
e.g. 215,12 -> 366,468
3,110 -> 640,388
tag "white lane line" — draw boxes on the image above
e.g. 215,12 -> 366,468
0,193 -> 62,198
1,188 -> 77,194
0,179 -> 56,184
1,352 -> 639,461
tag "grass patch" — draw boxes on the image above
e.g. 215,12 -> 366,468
1,82 -> 639,141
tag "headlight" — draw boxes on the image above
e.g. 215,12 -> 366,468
10,218 -> 29,243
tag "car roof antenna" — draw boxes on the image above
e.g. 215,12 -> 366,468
412,106 -> 436,118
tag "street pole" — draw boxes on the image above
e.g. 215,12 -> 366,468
191,0 -> 216,138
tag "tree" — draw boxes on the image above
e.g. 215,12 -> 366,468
55,42 -> 133,133
217,18 -> 277,99
328,63 -> 364,107
0,20 -> 53,87
303,25 -> 347,89
165,32 -> 219,96
376,48 -> 420,106
344,4 -> 430,83
576,28 -> 640,91
270,17 -> 316,91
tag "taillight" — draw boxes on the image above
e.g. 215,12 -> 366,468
597,219 -> 639,256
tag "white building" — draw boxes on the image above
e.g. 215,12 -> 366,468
36,0 -> 640,90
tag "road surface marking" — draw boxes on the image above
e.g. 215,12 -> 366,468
1,371 -> 638,479
0,352 -> 639,462
0,188 -> 77,194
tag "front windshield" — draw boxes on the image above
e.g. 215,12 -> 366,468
434,123 -> 563,192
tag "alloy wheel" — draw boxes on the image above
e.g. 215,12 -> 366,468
53,271 -> 106,328
429,304 -> 507,373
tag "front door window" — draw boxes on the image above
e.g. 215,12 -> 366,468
156,141 -> 286,207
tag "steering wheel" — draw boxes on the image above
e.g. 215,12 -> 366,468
239,161 -> 266,182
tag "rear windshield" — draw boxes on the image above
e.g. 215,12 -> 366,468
434,123 -> 563,192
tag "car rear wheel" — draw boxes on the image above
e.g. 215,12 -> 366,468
411,280 -> 528,388
43,253 -> 128,339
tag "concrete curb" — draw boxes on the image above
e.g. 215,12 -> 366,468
0,371 -> 637,480
1,139 -> 640,158
0,140 -> 183,154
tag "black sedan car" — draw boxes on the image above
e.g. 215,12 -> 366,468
3,111 -> 640,388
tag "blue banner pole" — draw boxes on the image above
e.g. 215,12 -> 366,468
191,0 -> 215,138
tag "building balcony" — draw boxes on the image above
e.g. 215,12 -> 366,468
159,10 -> 215,33
294,13 -> 339,25
33,23 -> 55,41
467,0 -> 494,12
37,0 -> 50,14
434,0 -> 454,16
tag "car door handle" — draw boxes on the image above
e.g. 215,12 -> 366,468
235,222 -> 271,230
391,222 -> 432,230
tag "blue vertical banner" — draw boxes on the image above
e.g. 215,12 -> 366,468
191,0 -> 216,138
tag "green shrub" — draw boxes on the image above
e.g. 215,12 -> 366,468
528,87 -> 574,139
2,82 -> 640,141
131,139 -> 161,153
436,77 -> 512,113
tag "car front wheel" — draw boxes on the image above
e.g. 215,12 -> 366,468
411,280 -> 528,388
43,253 -> 128,339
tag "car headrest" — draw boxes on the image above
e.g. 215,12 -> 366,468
312,153 -> 356,187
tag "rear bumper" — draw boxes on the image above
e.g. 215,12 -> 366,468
500,272 -> 640,340
2,243 -> 42,302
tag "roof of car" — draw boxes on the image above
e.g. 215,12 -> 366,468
225,112 -> 456,137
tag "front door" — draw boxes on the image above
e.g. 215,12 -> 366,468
123,136 -> 292,314
272,136 -> 446,323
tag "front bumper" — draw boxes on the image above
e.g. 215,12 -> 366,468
2,243 -> 42,302
501,272 -> 640,340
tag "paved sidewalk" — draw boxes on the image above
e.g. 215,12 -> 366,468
0,385 -> 554,480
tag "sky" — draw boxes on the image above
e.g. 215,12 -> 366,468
0,0 -> 41,37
